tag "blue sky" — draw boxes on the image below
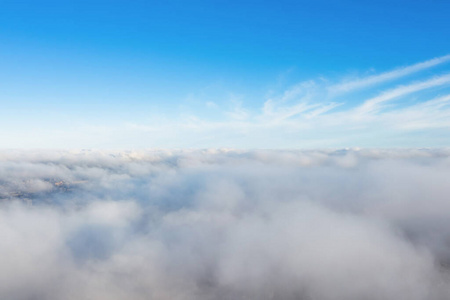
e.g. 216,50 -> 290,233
1,0 -> 450,148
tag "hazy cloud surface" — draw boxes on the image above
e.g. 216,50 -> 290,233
1,149 -> 450,299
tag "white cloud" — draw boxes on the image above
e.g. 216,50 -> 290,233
328,54 -> 450,94
1,150 -> 450,299
354,74 -> 450,115
2,55 -> 450,149
115,55 -> 450,148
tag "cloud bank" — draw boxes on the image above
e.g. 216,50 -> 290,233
1,149 -> 450,299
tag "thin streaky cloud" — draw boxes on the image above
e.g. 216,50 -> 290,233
329,54 -> 450,94
412,94 -> 450,109
354,73 -> 450,115
380,94 -> 450,130
1,54 -> 449,148
118,69 -> 450,148
261,101 -> 319,123
304,102 -> 342,119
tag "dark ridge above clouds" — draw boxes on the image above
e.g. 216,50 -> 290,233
1,149 -> 450,300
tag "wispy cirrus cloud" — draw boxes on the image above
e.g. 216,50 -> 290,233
354,73 -> 450,115
328,54 -> 450,94
3,55 -> 450,149
193,54 -> 450,147
137,55 -> 450,148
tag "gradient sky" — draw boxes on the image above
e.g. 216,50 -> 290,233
1,0 -> 450,149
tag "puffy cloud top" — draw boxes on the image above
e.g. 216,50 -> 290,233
1,149 -> 450,299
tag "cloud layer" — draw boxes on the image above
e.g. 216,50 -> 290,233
1,149 -> 450,299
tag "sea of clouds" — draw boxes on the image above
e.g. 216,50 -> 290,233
1,149 -> 450,300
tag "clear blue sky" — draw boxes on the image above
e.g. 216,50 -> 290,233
1,0 -> 450,148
